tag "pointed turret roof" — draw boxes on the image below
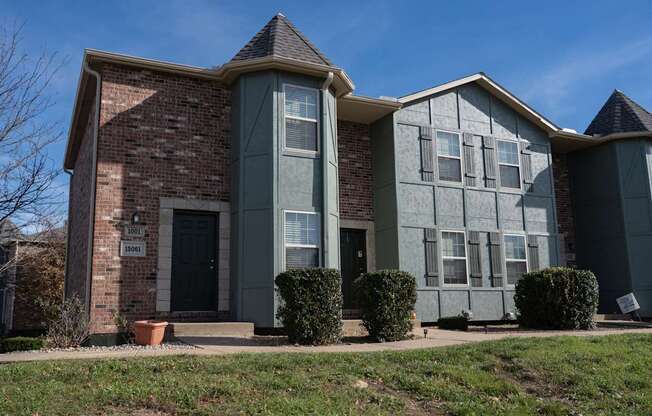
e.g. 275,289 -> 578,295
231,13 -> 333,66
585,90 -> 652,135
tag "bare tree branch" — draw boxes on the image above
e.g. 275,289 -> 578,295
0,21 -> 65,231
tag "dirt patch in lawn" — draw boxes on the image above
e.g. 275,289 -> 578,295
492,355 -> 576,408
365,379 -> 448,416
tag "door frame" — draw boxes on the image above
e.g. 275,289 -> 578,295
339,220 -> 375,273
156,198 -> 230,314
171,210 -> 219,312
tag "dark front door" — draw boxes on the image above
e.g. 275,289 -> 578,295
171,212 -> 218,311
340,228 -> 367,310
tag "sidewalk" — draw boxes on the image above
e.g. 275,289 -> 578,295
1,326 -> 650,364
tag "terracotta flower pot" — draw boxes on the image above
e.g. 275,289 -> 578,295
134,320 -> 168,346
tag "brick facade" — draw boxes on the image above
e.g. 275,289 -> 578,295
337,120 -> 374,221
74,63 -> 231,332
65,100 -> 95,302
552,152 -> 577,266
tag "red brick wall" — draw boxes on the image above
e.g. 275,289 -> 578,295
552,152 -> 576,266
66,100 -> 95,302
87,63 -> 230,332
338,120 -> 374,221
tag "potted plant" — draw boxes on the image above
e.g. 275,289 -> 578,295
133,320 -> 168,346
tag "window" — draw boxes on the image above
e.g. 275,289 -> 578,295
284,85 -> 319,153
284,211 -> 320,269
441,231 -> 468,285
504,234 -> 527,286
436,131 -> 462,182
497,140 -> 520,189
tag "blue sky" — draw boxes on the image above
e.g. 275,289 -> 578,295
5,0 -> 652,207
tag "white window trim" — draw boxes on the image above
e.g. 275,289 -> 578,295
504,233 -> 528,288
282,83 -> 320,156
496,139 -> 522,190
440,229 -> 469,287
283,209 -> 322,271
435,130 -> 463,184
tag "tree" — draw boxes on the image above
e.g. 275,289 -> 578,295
0,22 -> 63,229
14,230 -> 66,330
0,22 -> 64,279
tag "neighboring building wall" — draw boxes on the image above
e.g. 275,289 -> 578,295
338,121 -> 374,221
374,83 -> 561,322
88,63 -> 231,333
66,100 -> 96,302
0,244 -> 17,333
570,138 -> 652,316
552,153 -> 576,266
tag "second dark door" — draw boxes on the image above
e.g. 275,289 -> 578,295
340,228 -> 367,310
171,211 -> 218,311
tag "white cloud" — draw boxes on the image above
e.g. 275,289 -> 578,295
521,36 -> 652,118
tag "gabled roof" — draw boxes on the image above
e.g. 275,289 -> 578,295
231,13 -> 333,67
399,72 -> 561,134
585,90 -> 652,135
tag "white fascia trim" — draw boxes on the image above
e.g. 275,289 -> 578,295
339,93 -> 402,109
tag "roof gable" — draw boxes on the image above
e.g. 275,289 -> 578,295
585,90 -> 652,135
399,73 -> 560,134
231,13 -> 333,67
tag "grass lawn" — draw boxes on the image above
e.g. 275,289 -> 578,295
1,334 -> 651,415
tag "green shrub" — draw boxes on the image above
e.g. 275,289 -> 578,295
438,315 -> 469,331
514,267 -> 599,330
0,336 -> 44,353
275,268 -> 342,345
355,270 -> 417,342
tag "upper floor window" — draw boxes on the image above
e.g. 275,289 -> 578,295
497,140 -> 520,189
436,131 -> 462,182
284,211 -> 321,269
504,234 -> 527,286
441,230 -> 467,285
284,85 -> 319,153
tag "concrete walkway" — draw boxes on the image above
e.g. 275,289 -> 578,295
1,326 -> 651,363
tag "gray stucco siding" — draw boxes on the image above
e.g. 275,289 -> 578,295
385,81 -> 561,322
231,70 -> 337,327
569,138 -> 652,316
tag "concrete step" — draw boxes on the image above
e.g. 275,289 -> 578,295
342,319 -> 422,337
169,322 -> 254,337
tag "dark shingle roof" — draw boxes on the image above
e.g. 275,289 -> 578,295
231,13 -> 333,66
585,90 -> 652,135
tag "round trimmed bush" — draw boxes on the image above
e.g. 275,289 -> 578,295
275,268 -> 342,345
355,270 -> 417,341
514,267 -> 599,330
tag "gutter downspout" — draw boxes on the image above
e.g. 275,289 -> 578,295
320,72 -> 334,266
83,61 -> 101,315
62,167 -> 73,300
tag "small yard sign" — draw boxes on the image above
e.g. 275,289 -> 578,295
120,241 -> 146,257
616,293 -> 640,314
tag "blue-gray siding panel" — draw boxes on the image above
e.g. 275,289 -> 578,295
383,81 -> 562,322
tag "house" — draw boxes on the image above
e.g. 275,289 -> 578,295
63,13 -> 652,335
0,221 -> 65,334
0,220 -> 20,334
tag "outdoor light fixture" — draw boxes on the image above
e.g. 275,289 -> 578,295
461,309 -> 473,320
504,312 -> 516,321
132,211 -> 141,224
